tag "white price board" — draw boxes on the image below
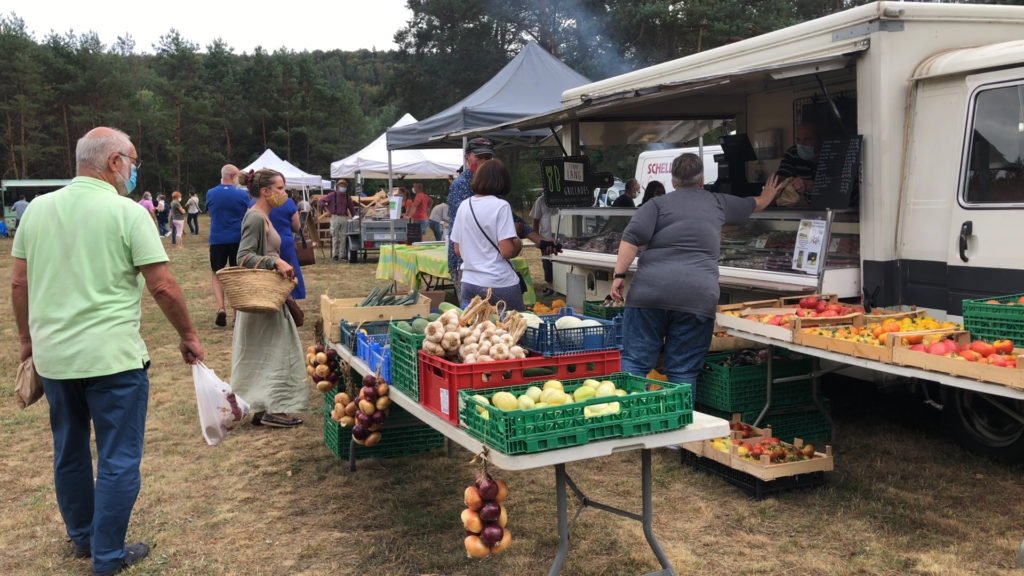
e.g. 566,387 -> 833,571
564,162 -> 585,182
791,219 -> 827,274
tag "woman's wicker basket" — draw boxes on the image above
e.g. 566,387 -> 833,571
216,267 -> 296,313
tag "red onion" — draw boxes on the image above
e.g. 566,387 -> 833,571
479,501 -> 500,523
351,424 -> 370,441
315,344 -> 325,354
476,474 -> 498,501
362,374 -> 377,387
361,386 -> 379,403
481,524 -> 504,547
370,410 -> 384,425
356,412 -> 370,426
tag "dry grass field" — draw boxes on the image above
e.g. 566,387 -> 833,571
2,217 -> 1024,576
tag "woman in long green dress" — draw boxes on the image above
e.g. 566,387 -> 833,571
231,168 -> 307,428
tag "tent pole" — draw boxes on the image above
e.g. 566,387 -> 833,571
463,137 -> 468,169
388,149 -> 393,193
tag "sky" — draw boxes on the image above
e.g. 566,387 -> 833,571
0,1 -> 413,53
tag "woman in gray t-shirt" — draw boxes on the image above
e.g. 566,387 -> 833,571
609,153 -> 787,387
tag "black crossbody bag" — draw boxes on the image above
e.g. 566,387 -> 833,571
468,198 -> 528,294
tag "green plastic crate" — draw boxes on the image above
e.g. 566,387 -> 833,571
963,293 -> 1024,343
389,321 -> 426,401
698,403 -> 832,446
583,300 -> 626,320
460,372 -> 693,455
322,392 -> 443,460
697,352 -> 813,413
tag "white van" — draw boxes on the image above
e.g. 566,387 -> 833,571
634,146 -> 721,203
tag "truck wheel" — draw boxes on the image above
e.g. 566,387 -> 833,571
943,388 -> 1024,462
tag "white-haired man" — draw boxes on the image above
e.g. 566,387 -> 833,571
11,126 -> 203,576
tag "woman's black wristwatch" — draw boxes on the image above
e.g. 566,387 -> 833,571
613,272 -> 627,279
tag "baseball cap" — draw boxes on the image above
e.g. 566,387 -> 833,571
465,137 -> 495,157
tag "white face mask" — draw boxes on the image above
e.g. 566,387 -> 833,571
338,187 -> 348,193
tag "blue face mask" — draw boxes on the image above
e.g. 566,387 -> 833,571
338,187 -> 347,193
126,165 -> 138,194
796,144 -> 816,162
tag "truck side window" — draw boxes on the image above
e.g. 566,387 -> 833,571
963,84 -> 1024,206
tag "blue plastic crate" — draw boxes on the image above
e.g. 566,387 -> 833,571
356,331 -> 390,381
341,320 -> 391,352
521,307 -> 623,356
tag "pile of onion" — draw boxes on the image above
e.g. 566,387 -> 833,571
462,471 -> 511,558
330,373 -> 391,447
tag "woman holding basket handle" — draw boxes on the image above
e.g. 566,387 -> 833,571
231,168 -> 307,428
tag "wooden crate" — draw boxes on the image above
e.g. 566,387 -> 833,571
709,334 -> 764,352
891,332 -> 1024,390
715,294 -> 843,343
793,316 -> 951,364
694,417 -> 834,481
320,294 -> 431,342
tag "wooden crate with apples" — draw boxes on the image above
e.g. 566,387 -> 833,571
684,416 -> 834,481
890,332 -> 1024,389
794,310 -> 955,364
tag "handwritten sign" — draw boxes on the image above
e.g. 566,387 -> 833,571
541,156 -> 593,208
810,136 -> 862,209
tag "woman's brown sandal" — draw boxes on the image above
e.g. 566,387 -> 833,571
260,413 -> 303,428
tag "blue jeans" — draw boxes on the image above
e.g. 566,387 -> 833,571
621,307 -> 714,388
428,220 -> 443,241
42,368 -> 150,575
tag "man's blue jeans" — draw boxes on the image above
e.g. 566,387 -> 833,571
620,307 -> 715,388
42,368 -> 149,575
428,220 -> 443,241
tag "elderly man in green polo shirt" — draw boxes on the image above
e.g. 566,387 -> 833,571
11,126 -> 204,576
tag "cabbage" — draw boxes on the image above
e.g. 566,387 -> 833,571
554,316 -> 583,330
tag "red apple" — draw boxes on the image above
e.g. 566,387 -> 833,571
971,341 -> 996,358
993,340 -> 1014,355
910,344 -> 926,352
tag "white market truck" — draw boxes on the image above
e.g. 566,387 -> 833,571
498,2 -> 1024,459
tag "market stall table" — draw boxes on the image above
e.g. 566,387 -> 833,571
332,343 -> 728,576
723,329 -> 1024,430
376,243 -> 537,306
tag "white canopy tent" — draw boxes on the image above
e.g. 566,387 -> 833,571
242,149 -> 323,189
331,114 -> 463,180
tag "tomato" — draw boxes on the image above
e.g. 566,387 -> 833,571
971,341 -> 997,358
993,340 -> 1014,355
958,349 -> 981,362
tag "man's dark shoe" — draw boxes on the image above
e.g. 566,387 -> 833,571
93,542 -> 149,576
73,542 -> 90,559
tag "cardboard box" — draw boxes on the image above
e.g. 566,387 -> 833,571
320,294 -> 431,342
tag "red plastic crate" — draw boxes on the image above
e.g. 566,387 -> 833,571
418,349 -> 621,424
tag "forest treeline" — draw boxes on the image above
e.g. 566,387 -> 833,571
2,0 -> 1015,200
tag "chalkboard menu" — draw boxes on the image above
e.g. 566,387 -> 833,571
809,136 -> 862,209
540,155 -> 593,208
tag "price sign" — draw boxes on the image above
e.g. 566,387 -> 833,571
791,219 -> 827,275
541,156 -> 593,208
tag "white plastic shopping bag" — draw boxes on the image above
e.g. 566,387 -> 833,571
192,362 -> 250,446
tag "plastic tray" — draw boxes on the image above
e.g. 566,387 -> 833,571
520,307 -> 623,356
459,372 -> 693,455
418,349 -> 621,424
963,293 -> 1024,343
697,352 -> 813,413
322,393 -> 444,460
583,300 -> 625,320
356,331 -> 391,382
340,320 -> 391,352
389,321 -> 426,401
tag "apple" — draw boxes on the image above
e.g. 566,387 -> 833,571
803,296 -> 819,309
910,344 -> 926,352
958,349 -> 982,362
987,355 -> 1008,367
815,301 -> 828,313
927,342 -> 949,355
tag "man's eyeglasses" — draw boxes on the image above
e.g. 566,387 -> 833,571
475,153 -> 494,160
118,153 -> 142,170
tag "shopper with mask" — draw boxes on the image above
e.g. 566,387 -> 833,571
231,168 -> 306,428
776,121 -> 819,197
11,126 -> 203,576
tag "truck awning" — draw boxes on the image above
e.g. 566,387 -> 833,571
446,43 -> 868,146
912,39 -> 1024,81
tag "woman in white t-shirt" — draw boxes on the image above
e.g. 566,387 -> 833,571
449,159 -> 525,311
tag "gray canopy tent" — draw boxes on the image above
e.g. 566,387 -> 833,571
385,42 -> 590,152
